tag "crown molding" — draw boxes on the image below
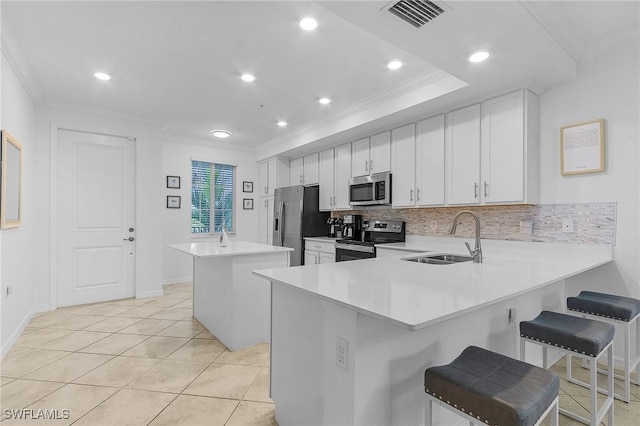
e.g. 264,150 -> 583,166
1,15 -> 42,106
41,100 -> 167,126
259,67 -> 451,153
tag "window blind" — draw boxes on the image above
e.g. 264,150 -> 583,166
191,160 -> 235,233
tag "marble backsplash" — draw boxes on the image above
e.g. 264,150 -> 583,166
341,203 -> 616,245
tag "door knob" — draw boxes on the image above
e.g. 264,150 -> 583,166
123,237 -> 135,242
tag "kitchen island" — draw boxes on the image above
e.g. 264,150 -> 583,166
169,241 -> 292,351
253,240 -> 612,426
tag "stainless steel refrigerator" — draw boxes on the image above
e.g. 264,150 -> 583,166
273,185 -> 330,266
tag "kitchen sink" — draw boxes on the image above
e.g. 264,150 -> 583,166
402,253 -> 473,265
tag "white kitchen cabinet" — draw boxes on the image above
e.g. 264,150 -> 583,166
351,132 -> 391,178
481,90 -> 538,204
259,157 -> 289,198
258,197 -> 274,245
416,114 -> 446,206
289,153 -> 319,186
446,104 -> 481,205
319,143 -> 352,211
304,238 -> 336,264
391,116 -> 445,208
391,124 -> 416,207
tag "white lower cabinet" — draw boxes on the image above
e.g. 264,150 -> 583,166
304,239 -> 335,264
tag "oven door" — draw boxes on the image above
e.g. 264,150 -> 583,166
335,243 -> 375,262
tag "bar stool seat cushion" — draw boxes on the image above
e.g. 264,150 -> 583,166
520,310 -> 614,357
424,346 -> 559,426
567,290 -> 640,322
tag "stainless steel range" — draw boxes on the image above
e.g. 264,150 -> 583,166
335,220 -> 405,262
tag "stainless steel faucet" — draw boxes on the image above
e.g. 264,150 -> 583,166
448,210 -> 483,263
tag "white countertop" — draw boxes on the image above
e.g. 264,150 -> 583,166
254,241 -> 613,330
304,236 -> 338,243
169,241 -> 293,258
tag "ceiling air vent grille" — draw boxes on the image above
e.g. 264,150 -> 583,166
388,0 -> 445,28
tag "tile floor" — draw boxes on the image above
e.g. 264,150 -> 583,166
1,282 -> 639,425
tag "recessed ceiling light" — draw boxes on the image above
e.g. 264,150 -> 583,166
277,121 -> 288,127
241,73 -> 255,82
468,51 -> 490,63
94,72 -> 111,81
210,130 -> 232,138
387,60 -> 403,70
299,17 -> 317,31
318,97 -> 331,105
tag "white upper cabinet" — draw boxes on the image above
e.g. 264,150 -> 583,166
481,90 -> 538,204
416,115 -> 445,206
351,132 -> 391,178
391,124 -> 416,207
319,143 -> 352,211
446,104 -> 481,205
289,153 -> 319,186
258,197 -> 274,245
259,157 -> 289,198
318,148 -> 335,211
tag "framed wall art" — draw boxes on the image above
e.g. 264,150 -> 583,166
167,175 -> 181,189
1,130 -> 23,229
243,198 -> 254,210
167,195 -> 181,209
560,119 -> 605,175
243,181 -> 253,193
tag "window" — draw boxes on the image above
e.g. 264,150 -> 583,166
191,160 -> 235,233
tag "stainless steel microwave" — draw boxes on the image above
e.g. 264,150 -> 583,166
349,172 -> 391,206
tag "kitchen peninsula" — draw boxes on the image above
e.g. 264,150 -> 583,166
169,241 -> 292,351
253,240 -> 613,426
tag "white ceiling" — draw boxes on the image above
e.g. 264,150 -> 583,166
2,1 -> 638,158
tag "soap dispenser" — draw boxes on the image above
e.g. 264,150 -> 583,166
220,227 -> 229,247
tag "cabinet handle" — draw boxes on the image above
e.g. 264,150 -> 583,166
410,188 -> 413,202
474,183 -> 479,199
416,188 -> 420,202
484,181 -> 488,198
365,160 -> 369,171
265,186 -> 268,194
369,159 -> 373,171
333,196 -> 336,205
299,174 -> 302,183
316,253 -> 320,264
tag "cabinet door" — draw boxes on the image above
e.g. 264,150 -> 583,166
259,162 -> 269,197
481,91 -> 524,203
391,124 -> 416,207
318,149 -> 335,211
446,104 -> 481,205
370,131 -> 391,174
416,115 -> 445,206
289,157 -> 304,185
267,158 -> 277,196
318,252 -> 335,264
304,250 -> 318,265
303,153 -> 319,185
351,137 -> 370,177
266,197 -> 274,245
258,198 -> 270,244
334,142 -> 352,209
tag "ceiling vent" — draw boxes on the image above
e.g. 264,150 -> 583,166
387,0 -> 445,28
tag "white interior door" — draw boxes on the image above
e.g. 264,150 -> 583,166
57,129 -> 135,307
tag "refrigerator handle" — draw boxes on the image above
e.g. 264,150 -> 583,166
279,202 -> 286,246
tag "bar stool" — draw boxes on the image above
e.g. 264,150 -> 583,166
424,346 -> 559,426
567,290 -> 640,402
520,310 -> 614,426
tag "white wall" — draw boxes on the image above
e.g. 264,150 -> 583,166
1,51 -> 37,355
539,43 -> 640,299
161,139 -> 259,284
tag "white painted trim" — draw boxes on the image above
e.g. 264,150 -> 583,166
49,122 -> 138,310
136,290 -> 164,299
0,306 -> 36,357
162,277 -> 193,286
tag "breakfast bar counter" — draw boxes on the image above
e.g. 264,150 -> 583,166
253,240 -> 612,425
169,241 -> 292,351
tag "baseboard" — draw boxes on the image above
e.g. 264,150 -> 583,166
1,305 -> 37,358
162,276 -> 192,285
135,289 -> 164,299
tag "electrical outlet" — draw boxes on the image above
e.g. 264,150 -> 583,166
562,219 -> 574,233
508,308 -> 516,325
519,220 -> 532,234
430,220 -> 437,232
336,337 -> 348,371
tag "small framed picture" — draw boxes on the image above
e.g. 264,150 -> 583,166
167,176 -> 181,189
560,119 -> 605,175
243,181 -> 253,193
243,198 -> 254,210
167,195 -> 181,209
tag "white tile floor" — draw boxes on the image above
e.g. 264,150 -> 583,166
1,282 -> 638,425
